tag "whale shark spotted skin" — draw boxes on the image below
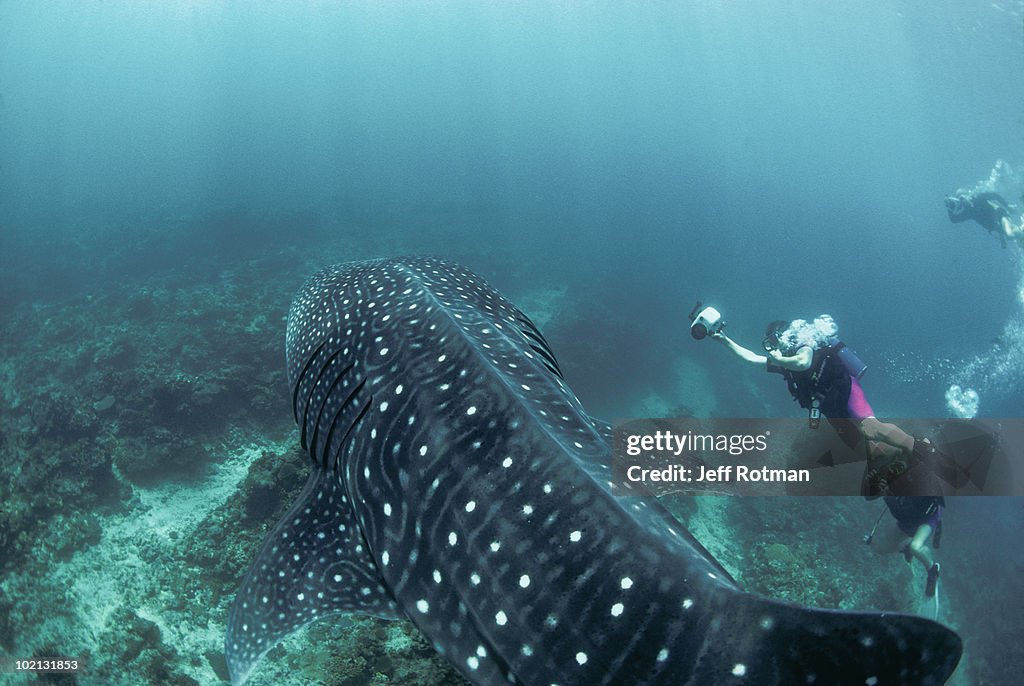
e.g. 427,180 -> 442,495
226,256 -> 962,685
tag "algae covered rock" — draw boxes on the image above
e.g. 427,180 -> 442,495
94,608 -> 199,686
28,391 -> 100,441
764,542 -> 797,565
112,431 -> 212,486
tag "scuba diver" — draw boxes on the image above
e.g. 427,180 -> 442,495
692,310 -> 983,601
709,315 -> 957,496
867,496 -> 944,598
689,308 -> 980,496
712,316 -> 915,455
944,189 -> 1024,247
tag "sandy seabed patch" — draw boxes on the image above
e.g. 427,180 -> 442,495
1,433 -> 292,686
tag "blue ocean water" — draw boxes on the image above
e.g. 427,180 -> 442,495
3,1 -> 1024,417
1,2 -> 1023,685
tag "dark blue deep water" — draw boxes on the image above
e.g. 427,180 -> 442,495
1,2 -> 1022,685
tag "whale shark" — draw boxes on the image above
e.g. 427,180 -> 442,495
226,256 -> 962,685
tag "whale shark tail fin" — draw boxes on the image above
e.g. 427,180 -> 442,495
691,592 -> 962,685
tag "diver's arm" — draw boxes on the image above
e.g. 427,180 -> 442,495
713,333 -> 768,365
766,346 -> 813,371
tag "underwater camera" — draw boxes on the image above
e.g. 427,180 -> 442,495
689,301 -> 724,340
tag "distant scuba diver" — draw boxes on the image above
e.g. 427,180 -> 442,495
869,496 -> 944,598
944,190 -> 1024,247
711,315 -> 960,496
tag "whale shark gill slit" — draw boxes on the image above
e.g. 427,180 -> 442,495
528,343 -> 562,377
299,345 -> 346,451
516,318 -> 562,377
291,338 -> 327,424
331,391 -> 372,471
309,360 -> 355,460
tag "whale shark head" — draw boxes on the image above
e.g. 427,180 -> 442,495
226,256 -> 962,685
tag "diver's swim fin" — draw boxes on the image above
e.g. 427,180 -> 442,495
925,563 -> 941,598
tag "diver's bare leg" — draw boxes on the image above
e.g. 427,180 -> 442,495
906,523 -> 935,571
860,417 -> 915,453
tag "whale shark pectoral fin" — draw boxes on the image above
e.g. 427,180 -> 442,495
225,469 -> 399,686
695,592 -> 962,685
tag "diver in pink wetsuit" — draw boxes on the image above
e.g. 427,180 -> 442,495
712,316 -> 917,469
712,317 -> 954,596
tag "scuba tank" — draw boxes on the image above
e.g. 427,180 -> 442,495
799,338 -> 865,430
826,337 -> 867,380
